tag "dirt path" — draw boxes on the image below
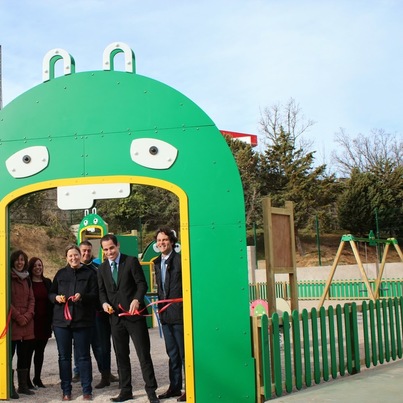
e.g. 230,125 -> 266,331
13,327 -> 174,402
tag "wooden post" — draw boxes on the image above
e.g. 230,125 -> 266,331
262,198 -> 298,316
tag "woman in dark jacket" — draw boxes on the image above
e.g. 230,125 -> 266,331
49,244 -> 98,401
27,257 -> 53,389
10,249 -> 36,398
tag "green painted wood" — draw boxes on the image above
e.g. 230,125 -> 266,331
319,307 -> 329,381
336,304 -> 345,376
292,310 -> 303,390
382,299 -> 391,362
369,300 -> 378,366
388,298 -> 396,360
282,312 -> 293,393
301,309 -> 312,387
395,298 -> 402,359
1,51 -> 256,402
361,301 -> 371,368
344,304 -> 353,374
271,313 -> 283,397
376,300 -> 384,364
310,308 -> 321,384
260,314 -> 272,400
400,297 -> 403,350
327,306 -> 337,379
350,303 -> 360,374
254,296 -> 403,398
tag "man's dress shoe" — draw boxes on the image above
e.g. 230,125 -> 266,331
177,392 -> 186,402
148,391 -> 160,403
110,393 -> 133,402
158,389 -> 181,399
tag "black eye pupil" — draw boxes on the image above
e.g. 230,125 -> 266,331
22,155 -> 31,164
149,146 -> 158,155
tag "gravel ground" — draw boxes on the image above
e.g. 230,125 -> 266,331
13,327 -> 175,402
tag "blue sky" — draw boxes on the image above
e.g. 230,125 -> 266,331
1,0 -> 402,166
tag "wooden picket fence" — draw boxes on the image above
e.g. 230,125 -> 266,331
252,297 -> 403,402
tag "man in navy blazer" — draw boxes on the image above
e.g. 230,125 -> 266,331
98,234 -> 159,403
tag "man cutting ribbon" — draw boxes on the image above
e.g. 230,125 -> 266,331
153,227 -> 186,402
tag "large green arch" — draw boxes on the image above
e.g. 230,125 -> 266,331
0,43 -> 255,402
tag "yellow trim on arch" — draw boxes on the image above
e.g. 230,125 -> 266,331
0,176 -> 193,400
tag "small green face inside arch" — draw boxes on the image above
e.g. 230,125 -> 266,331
0,43 -> 255,402
77,212 -> 108,244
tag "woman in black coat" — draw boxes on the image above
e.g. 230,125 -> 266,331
27,257 -> 53,389
49,244 -> 98,401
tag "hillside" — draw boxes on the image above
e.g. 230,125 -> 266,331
10,223 -> 76,279
9,223 -> 402,280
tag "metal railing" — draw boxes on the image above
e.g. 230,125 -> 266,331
249,279 -> 403,301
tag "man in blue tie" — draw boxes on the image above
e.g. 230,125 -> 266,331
97,234 -> 159,403
153,227 -> 185,402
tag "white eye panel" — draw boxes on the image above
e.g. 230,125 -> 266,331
6,146 -> 49,178
130,138 -> 178,169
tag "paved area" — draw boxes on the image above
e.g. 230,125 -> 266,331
272,359 -> 403,402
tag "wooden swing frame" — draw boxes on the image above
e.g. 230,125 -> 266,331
318,234 -> 403,309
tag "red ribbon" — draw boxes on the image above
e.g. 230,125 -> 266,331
118,298 -> 183,317
0,310 -> 12,339
63,296 -> 76,320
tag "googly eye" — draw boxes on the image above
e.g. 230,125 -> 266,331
83,219 -> 89,226
93,218 -> 99,224
130,138 -> 178,169
6,146 -> 49,178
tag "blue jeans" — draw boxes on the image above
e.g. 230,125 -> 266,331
162,324 -> 185,391
74,312 -> 112,375
54,326 -> 93,395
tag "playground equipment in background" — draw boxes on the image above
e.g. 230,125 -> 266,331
77,208 -> 138,263
318,233 -> 403,308
250,298 -> 291,317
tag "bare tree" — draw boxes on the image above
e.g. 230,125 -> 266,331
259,98 -> 316,145
332,128 -> 403,176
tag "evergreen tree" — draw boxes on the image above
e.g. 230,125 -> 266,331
338,165 -> 403,237
261,128 -> 339,234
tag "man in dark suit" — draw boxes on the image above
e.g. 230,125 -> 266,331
153,228 -> 185,402
97,234 -> 159,403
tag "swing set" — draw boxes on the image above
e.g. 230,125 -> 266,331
318,232 -> 403,308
